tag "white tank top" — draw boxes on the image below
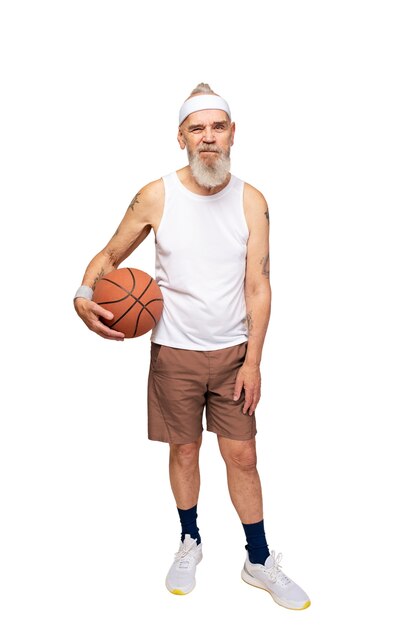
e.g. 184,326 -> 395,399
150,171 -> 249,350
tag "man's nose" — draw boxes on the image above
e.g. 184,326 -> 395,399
202,126 -> 215,142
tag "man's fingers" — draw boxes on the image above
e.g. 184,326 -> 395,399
89,304 -> 124,339
92,303 -> 114,320
242,386 -> 261,415
233,377 -> 243,401
242,386 -> 253,414
248,392 -> 260,416
95,320 -> 125,340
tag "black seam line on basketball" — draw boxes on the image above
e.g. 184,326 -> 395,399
99,278 -> 132,302
133,298 -> 164,333
100,274 -> 154,307
109,298 -> 143,328
98,297 -> 130,305
99,269 -> 139,303
126,270 -> 154,302
136,274 -> 155,301
109,296 -> 161,328
133,304 -> 150,336
110,275 -> 155,323
104,295 -> 162,317
109,297 -> 163,330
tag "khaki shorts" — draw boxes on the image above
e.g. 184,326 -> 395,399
147,341 -> 257,444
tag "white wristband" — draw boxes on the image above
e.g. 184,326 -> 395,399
74,285 -> 93,301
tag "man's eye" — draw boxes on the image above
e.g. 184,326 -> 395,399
192,128 -> 203,133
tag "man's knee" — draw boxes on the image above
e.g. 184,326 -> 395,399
169,438 -> 201,468
220,438 -> 257,471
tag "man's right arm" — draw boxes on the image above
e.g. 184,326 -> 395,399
74,179 -> 163,340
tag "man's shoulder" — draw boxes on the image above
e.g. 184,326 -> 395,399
242,180 -> 268,210
140,177 -> 164,200
129,177 -> 164,223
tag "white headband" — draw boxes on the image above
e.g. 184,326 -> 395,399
179,95 -> 231,126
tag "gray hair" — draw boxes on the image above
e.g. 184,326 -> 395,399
188,82 -> 218,98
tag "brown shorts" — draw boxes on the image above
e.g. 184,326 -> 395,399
147,341 -> 257,444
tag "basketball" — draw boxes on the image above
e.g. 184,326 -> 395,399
92,267 -> 163,338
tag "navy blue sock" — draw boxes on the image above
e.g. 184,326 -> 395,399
177,504 -> 201,545
242,519 -> 270,565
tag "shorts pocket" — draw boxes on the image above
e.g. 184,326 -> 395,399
238,341 -> 248,362
150,343 -> 164,369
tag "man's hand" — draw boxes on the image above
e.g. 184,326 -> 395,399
233,363 -> 261,416
74,298 -> 125,341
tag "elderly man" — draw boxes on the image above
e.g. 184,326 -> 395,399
74,83 -> 310,610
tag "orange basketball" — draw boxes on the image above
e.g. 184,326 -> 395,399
92,267 -> 163,338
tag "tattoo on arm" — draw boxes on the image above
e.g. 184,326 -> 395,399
264,207 -> 270,223
107,249 -> 119,266
260,253 -> 270,279
128,191 -> 142,212
92,268 -> 105,289
246,310 -> 254,334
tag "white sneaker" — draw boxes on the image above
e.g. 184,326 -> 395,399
241,550 -> 311,610
165,534 -> 203,595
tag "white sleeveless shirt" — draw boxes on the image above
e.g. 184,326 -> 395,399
150,171 -> 249,350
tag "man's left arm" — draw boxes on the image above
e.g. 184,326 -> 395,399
233,184 -> 272,416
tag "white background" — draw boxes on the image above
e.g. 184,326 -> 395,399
1,1 -> 417,624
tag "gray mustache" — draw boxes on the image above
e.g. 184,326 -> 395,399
199,145 -> 220,153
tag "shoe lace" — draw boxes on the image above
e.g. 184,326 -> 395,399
265,551 -> 292,585
174,541 -> 196,568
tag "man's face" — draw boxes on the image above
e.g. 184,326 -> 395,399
178,109 -> 236,188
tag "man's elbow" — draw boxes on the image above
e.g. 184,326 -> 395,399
245,282 -> 272,300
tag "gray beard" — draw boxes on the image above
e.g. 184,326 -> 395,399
188,146 -> 231,189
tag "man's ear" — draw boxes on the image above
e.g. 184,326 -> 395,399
177,127 -> 186,150
230,121 -> 236,147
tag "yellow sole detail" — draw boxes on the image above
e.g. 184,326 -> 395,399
170,589 -> 186,595
242,575 -> 311,610
297,600 -> 311,610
